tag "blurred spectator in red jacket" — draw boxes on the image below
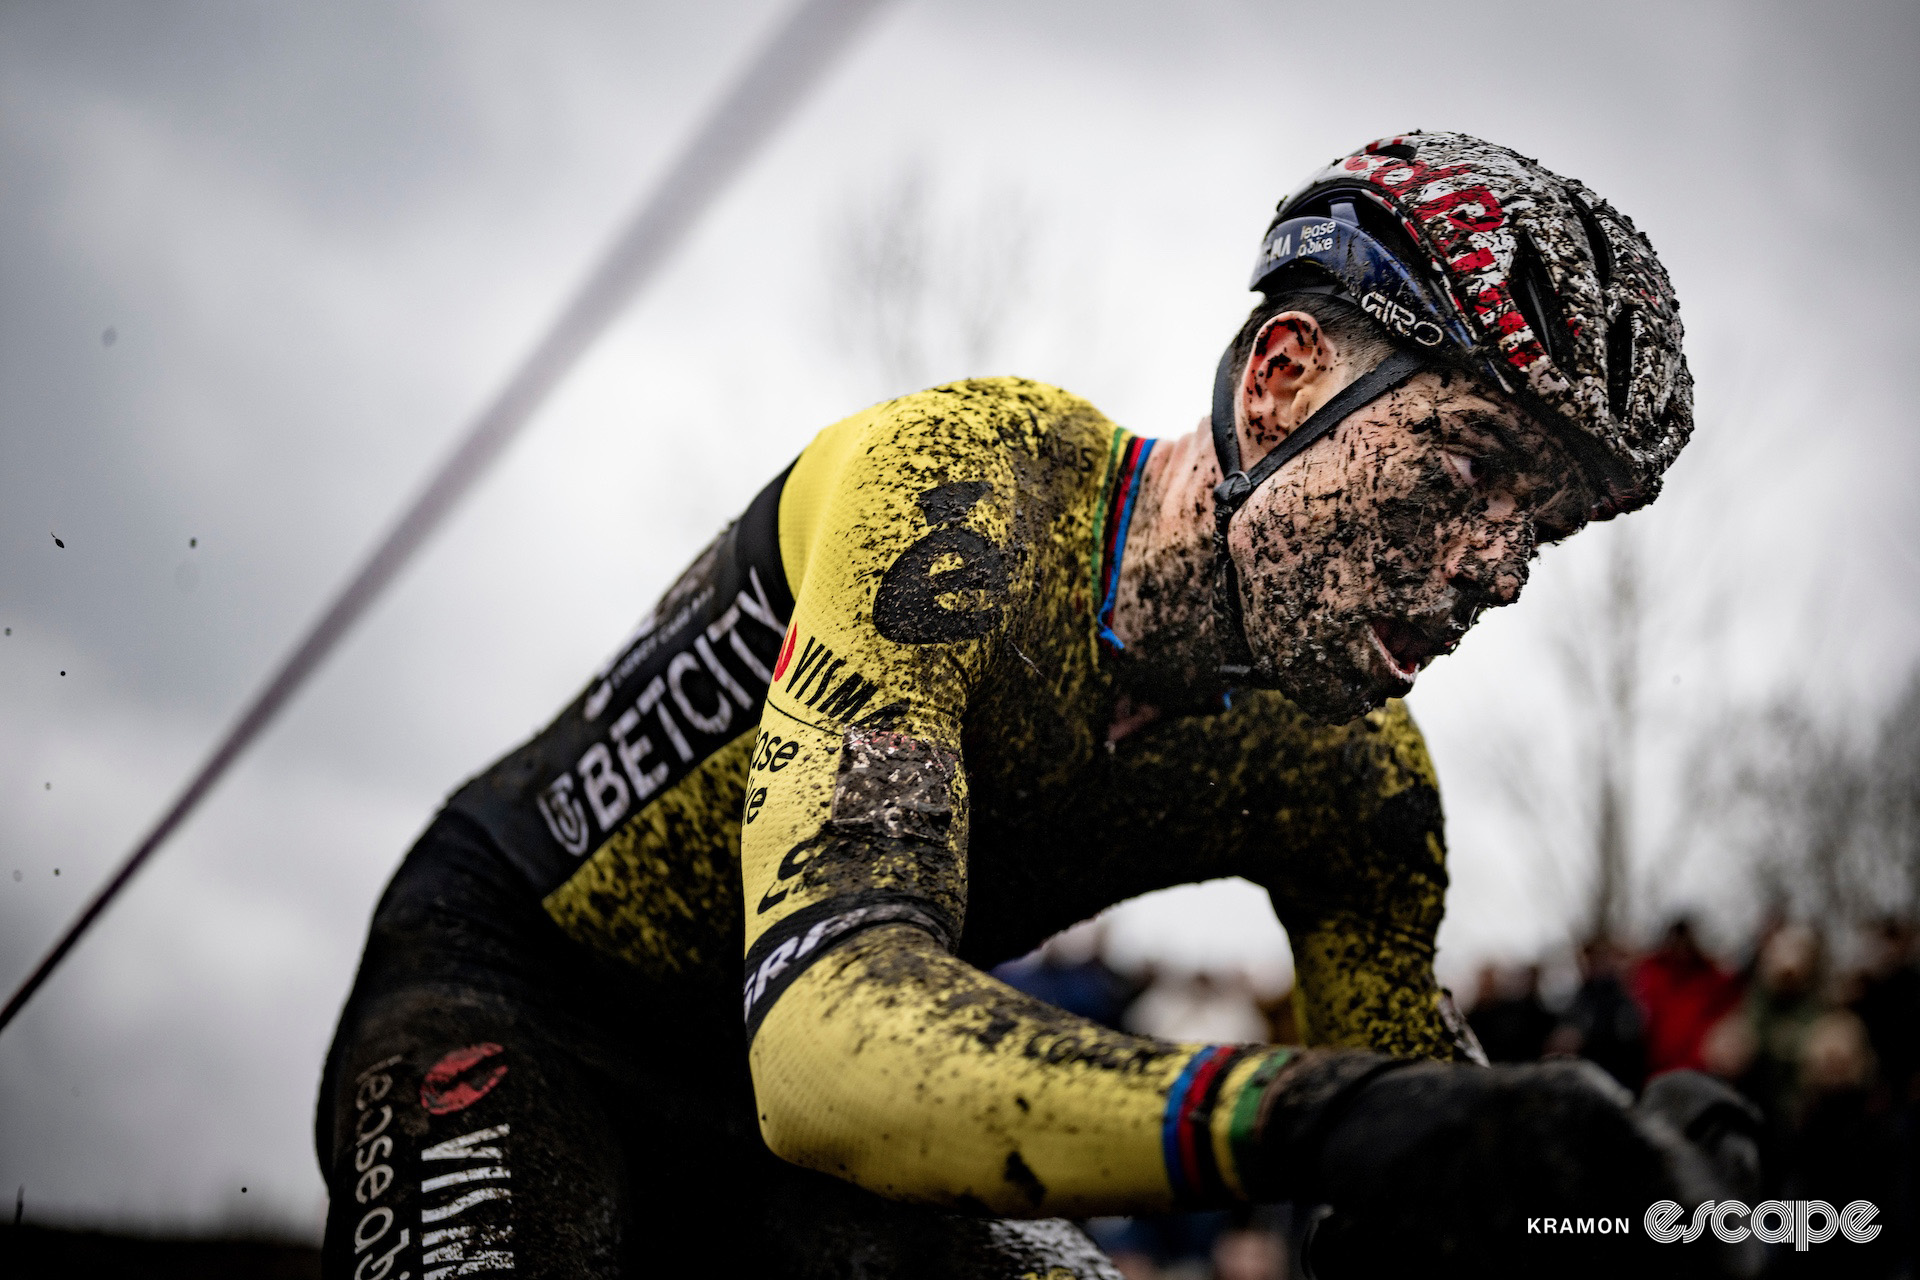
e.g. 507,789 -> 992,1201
1632,917 -> 1745,1075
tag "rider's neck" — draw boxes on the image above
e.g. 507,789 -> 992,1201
1105,421 -> 1228,715
1103,315 -> 1373,723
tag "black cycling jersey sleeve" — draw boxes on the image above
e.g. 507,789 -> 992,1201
446,460 -> 797,896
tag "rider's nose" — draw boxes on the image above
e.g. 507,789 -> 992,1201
1446,530 -> 1530,606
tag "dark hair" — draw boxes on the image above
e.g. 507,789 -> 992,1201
1227,291 -> 1393,382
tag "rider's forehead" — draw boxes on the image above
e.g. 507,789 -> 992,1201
1423,374 -> 1523,433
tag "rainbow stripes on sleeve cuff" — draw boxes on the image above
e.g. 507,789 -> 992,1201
1160,1045 -> 1294,1205
1094,434 -> 1155,655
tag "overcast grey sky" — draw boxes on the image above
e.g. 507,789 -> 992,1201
3,0 -> 1916,1236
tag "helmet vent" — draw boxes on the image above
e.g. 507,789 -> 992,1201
1372,142 -> 1418,161
1510,232 -> 1575,372
1570,194 -> 1613,291
1607,308 -> 1637,420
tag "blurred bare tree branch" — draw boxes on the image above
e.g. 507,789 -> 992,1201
1687,672 -> 1920,936
1563,531 -> 1646,946
826,159 -> 1038,397
1873,676 -> 1920,909
1483,497 -> 1920,951
1482,525 -> 1682,949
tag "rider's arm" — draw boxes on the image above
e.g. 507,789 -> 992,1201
1253,702 -> 1474,1061
740,399 -> 1284,1217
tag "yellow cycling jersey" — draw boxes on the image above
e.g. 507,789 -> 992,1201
446,377 -> 1468,1217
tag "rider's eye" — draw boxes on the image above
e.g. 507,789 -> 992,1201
1442,451 -> 1480,487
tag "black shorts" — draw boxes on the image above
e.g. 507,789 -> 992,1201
315,812 -> 1118,1279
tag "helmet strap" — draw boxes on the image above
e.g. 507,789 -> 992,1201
1208,344 -> 1427,679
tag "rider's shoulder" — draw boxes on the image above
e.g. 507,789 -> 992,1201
858,377 -> 1112,447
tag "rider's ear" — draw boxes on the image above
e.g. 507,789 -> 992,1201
1239,311 -> 1339,464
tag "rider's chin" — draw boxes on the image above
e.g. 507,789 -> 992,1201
1265,642 -> 1382,725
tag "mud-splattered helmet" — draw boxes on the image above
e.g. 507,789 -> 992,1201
1214,129 -> 1692,518
1207,130 -> 1693,677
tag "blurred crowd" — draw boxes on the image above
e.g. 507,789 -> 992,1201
993,914 -> 1920,1280
1469,914 -> 1917,1277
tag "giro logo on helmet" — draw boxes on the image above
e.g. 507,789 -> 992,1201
1360,291 -> 1444,347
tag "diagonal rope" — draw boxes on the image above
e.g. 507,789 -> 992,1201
0,0 -> 889,1037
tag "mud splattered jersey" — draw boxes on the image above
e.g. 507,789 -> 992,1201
447,378 -> 1468,1217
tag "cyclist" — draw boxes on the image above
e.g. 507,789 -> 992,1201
317,131 -> 1736,1279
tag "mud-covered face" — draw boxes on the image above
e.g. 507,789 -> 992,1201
1230,367 -> 1590,721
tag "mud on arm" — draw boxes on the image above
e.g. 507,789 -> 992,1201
739,406 -> 1281,1215
1259,702 -> 1479,1062
745,720 -> 1296,1216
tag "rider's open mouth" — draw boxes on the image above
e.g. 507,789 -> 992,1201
1369,619 -> 1437,685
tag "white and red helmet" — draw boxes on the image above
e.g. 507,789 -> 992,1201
1233,130 -> 1693,518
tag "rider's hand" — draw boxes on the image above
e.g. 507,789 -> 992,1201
1250,1051 -> 1759,1278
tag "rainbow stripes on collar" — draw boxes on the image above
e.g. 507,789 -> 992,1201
1161,1045 -> 1293,1205
1094,434 -> 1156,654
